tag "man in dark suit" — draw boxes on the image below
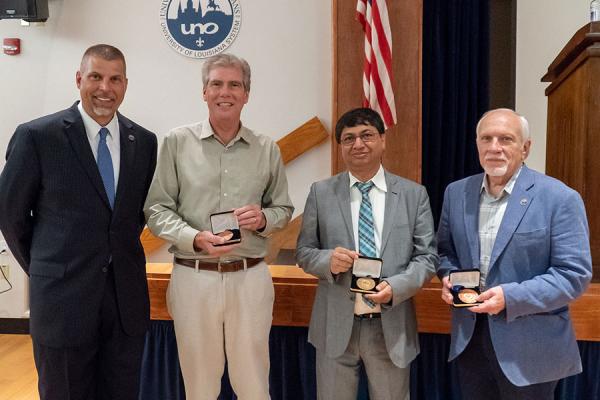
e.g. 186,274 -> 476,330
0,44 -> 157,400
437,108 -> 592,399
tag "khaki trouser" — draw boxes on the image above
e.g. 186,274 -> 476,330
167,261 -> 274,400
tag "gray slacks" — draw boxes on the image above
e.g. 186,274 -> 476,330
316,317 -> 410,400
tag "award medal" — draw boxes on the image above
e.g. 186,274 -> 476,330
356,277 -> 376,291
458,289 -> 478,304
216,230 -> 234,241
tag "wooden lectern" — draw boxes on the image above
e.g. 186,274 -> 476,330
542,22 -> 600,282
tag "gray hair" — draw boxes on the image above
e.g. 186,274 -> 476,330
81,44 -> 126,75
201,53 -> 251,92
476,108 -> 530,141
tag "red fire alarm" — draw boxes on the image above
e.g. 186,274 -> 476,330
3,38 -> 21,55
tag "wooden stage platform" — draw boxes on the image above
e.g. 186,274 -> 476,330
147,263 -> 600,341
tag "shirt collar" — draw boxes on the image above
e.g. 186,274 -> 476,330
481,165 -> 523,198
201,119 -> 250,145
77,101 -> 119,139
349,165 -> 387,192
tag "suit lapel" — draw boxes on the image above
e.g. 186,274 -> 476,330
464,174 -> 483,269
63,104 -> 112,209
380,172 -> 399,254
489,166 -> 535,269
334,172 -> 355,248
113,114 -> 137,213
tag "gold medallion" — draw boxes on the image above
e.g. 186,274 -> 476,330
216,230 -> 234,241
458,289 -> 478,304
356,277 -> 376,291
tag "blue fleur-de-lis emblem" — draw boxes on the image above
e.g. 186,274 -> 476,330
160,0 -> 241,59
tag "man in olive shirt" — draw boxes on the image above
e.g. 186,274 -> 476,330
144,54 -> 293,399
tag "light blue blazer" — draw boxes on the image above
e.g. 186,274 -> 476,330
437,165 -> 592,386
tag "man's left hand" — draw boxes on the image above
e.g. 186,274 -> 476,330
365,280 -> 393,305
469,285 -> 505,315
235,204 -> 266,231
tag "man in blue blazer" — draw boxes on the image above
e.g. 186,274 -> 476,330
437,108 -> 592,399
0,45 -> 157,400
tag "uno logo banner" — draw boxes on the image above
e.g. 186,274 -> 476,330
160,0 -> 241,59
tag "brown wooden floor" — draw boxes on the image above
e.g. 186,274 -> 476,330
0,334 -> 38,400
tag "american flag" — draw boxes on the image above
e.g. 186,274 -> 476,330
356,0 -> 397,129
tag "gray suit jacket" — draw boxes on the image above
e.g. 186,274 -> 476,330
296,170 -> 438,367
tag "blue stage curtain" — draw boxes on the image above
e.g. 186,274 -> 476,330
269,327 -> 317,400
422,0 -> 489,227
555,341 -> 600,400
139,322 -> 600,400
410,333 -> 462,400
139,320 -> 185,400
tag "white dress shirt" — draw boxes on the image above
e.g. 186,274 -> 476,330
349,165 -> 387,256
77,102 -> 121,187
349,165 -> 387,314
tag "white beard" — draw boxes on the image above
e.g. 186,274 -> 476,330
92,106 -> 113,117
484,164 -> 508,177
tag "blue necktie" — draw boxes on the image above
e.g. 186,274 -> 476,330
97,127 -> 115,209
355,181 -> 376,257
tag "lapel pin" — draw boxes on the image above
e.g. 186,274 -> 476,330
128,134 -> 135,142
520,198 -> 528,206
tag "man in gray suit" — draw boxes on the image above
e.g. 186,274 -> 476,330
296,108 -> 438,400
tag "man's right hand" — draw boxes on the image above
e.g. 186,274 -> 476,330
330,247 -> 358,275
193,231 -> 239,256
441,275 -> 454,305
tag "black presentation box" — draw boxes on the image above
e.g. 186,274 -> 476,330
210,210 -> 241,246
449,269 -> 483,307
350,256 -> 382,294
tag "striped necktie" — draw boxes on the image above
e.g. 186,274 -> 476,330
355,181 -> 376,257
97,127 -> 115,209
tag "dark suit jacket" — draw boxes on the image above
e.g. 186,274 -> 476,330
0,102 -> 157,347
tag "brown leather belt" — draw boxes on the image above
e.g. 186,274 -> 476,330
174,257 -> 263,273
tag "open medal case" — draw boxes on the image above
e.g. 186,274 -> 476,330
209,210 -> 241,246
350,256 -> 383,294
449,269 -> 482,307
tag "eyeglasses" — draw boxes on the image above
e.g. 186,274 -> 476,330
340,132 -> 380,146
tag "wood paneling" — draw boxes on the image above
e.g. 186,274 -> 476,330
146,264 -> 600,341
332,0 -> 423,182
140,227 -> 165,256
277,117 -> 328,165
544,23 -> 600,281
265,215 -> 303,264
146,263 -> 319,326
270,266 -> 318,327
146,263 -> 172,320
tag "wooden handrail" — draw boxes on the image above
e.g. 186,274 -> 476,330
147,263 -> 600,341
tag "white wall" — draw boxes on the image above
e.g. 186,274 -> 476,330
516,0 -> 590,172
0,0 -> 331,317
0,236 -> 29,318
